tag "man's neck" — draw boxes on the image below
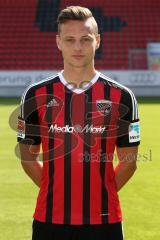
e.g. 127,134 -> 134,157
63,65 -> 97,88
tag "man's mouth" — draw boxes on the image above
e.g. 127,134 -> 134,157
72,55 -> 84,59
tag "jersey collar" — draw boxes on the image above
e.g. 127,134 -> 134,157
58,70 -> 100,94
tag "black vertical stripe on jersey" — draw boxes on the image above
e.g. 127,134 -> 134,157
83,88 -> 92,224
64,89 -> 72,224
121,89 -> 134,121
45,83 -> 54,222
100,82 -> 110,223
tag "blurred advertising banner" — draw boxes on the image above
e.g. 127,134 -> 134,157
0,71 -> 56,87
147,43 -> 160,70
0,70 -> 160,96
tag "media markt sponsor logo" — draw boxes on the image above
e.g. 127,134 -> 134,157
129,121 -> 140,143
48,124 -> 106,134
96,99 -> 112,115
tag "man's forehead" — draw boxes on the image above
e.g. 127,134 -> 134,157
60,20 -> 94,35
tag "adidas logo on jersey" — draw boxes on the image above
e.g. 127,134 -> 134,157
47,98 -> 59,107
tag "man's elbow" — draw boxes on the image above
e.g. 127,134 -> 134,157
21,159 -> 27,169
21,159 -> 33,172
128,162 -> 137,173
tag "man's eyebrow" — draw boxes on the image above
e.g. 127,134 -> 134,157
81,35 -> 92,38
62,35 -> 93,39
64,36 -> 74,38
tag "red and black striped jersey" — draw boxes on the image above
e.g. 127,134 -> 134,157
17,71 -> 140,225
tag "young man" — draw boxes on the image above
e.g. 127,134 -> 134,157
17,6 -> 140,240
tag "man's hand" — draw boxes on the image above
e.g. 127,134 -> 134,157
19,143 -> 42,187
114,146 -> 138,192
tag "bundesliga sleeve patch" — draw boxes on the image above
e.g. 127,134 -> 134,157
17,118 -> 26,139
129,121 -> 140,143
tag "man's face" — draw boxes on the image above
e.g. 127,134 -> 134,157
56,20 -> 100,68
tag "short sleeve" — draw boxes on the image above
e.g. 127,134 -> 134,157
17,87 -> 41,145
116,88 -> 140,147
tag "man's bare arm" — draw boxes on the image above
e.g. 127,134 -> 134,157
114,146 -> 138,192
19,143 -> 42,187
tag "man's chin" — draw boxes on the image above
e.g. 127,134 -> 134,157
69,62 -> 89,68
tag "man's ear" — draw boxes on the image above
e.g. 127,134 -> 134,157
96,44 -> 100,50
96,34 -> 100,49
56,35 -> 62,51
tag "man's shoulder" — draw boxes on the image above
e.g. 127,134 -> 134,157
99,72 -> 136,99
22,73 -> 60,100
26,73 -> 59,93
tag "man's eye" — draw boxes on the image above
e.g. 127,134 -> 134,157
66,39 -> 73,42
83,38 -> 91,41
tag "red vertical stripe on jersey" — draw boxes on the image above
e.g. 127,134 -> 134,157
105,87 -> 122,223
52,82 -> 65,223
90,82 -> 104,224
33,86 -> 48,222
70,93 -> 85,224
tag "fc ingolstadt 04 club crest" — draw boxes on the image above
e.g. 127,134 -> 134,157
96,99 -> 112,116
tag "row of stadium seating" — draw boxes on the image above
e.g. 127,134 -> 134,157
0,0 -> 160,70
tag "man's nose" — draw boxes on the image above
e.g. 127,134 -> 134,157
74,41 -> 82,51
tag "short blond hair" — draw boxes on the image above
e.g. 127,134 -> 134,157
57,6 -> 98,34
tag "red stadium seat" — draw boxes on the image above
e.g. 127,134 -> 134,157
0,0 -> 160,70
